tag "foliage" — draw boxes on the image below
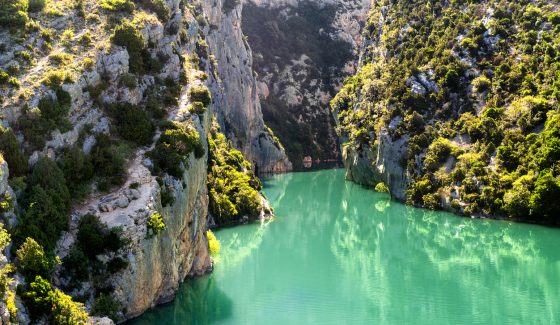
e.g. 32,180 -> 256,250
19,90 -> 72,150
207,122 -> 262,225
90,134 -> 127,191
334,0 -> 560,223
374,182 -> 389,193
22,276 -> 88,324
27,0 -> 45,12
16,238 -> 57,281
0,126 -> 28,177
101,0 -> 135,13
0,0 -> 28,27
148,121 -> 204,178
206,230 -> 220,256
147,212 -> 165,236
92,293 -> 121,321
63,214 -> 128,287
189,86 -> 212,107
107,103 -> 154,146
111,20 -> 145,73
16,157 -> 70,251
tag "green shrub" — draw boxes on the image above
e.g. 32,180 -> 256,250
16,157 -> 70,251
90,134 -> 127,190
58,146 -> 93,199
374,182 -> 390,193
144,0 -> 169,22
111,20 -> 145,73
0,126 -> 28,177
0,0 -> 28,27
207,123 -> 262,225
188,101 -> 206,116
101,0 -> 135,13
92,293 -> 121,321
107,103 -> 154,146
189,86 -> 212,107
147,212 -> 165,236
22,276 -> 88,324
119,73 -> 137,89
16,238 -> 57,280
148,121 -> 204,178
28,0 -> 45,12
206,230 -> 220,256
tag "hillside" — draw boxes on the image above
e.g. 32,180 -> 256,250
333,0 -> 560,224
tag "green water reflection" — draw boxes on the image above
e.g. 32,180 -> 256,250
129,169 -> 560,324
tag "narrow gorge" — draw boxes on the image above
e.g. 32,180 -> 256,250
0,0 -> 558,324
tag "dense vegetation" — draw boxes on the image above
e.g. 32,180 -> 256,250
207,122 -> 264,226
333,0 -> 560,224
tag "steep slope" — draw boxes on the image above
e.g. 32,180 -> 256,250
241,0 -> 369,169
333,0 -> 560,224
203,0 -> 292,173
0,0 -> 284,322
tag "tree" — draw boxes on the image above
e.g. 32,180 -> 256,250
0,126 -> 28,177
16,237 -> 57,280
529,173 -> 560,221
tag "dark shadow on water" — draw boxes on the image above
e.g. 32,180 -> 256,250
127,276 -> 233,325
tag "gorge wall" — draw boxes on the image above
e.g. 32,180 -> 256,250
0,0 -> 289,322
241,0 -> 369,169
333,0 -> 560,223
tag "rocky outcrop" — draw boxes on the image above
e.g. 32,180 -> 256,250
202,0 -> 292,173
342,131 -> 408,201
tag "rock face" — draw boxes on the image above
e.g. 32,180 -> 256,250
241,0 -> 370,169
202,0 -> 292,173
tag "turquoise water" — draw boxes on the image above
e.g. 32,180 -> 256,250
130,169 -> 560,324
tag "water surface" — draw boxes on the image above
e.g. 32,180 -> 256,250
130,169 -> 560,324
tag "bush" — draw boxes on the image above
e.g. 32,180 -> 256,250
144,0 -> 169,22
529,173 -> 560,221
0,0 -> 28,27
206,230 -> 220,256
22,276 -> 88,324
58,146 -> 93,199
90,134 -> 127,190
207,123 -> 263,225
188,101 -> 206,115
101,0 -> 135,13
107,103 -> 154,146
374,182 -> 390,193
16,157 -> 71,250
0,126 -> 28,177
28,0 -> 45,12
92,293 -> 120,321
111,20 -> 145,73
16,238 -> 57,280
148,121 -> 204,178
147,212 -> 165,236
189,86 -> 212,107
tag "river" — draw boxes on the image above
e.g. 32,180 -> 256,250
129,169 -> 560,324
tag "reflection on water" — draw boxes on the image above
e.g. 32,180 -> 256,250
130,169 -> 560,325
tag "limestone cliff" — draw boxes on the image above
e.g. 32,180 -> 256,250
202,0 -> 292,173
241,0 -> 370,169
0,0 -> 289,322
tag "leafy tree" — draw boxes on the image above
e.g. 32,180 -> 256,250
111,20 -> 145,73
0,126 -> 28,177
529,173 -> 560,220
16,237 -> 57,280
